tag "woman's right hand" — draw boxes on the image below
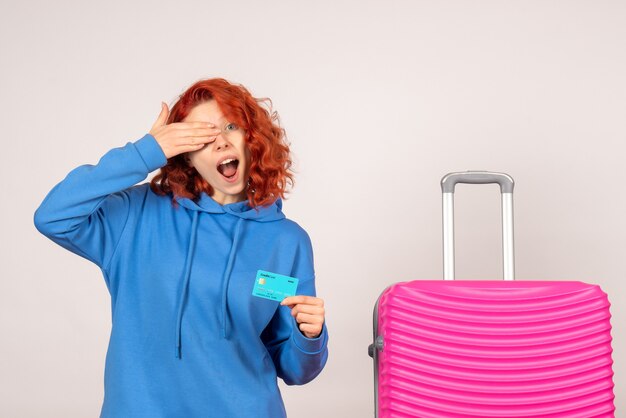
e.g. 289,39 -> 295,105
149,102 -> 221,159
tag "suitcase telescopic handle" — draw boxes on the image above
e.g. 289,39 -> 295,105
440,171 -> 515,281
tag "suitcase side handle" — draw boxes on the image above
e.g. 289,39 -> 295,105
440,171 -> 515,281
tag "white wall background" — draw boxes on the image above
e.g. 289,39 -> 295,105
2,0 -> 624,416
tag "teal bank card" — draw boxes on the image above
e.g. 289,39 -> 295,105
252,270 -> 299,301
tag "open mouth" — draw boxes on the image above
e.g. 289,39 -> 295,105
217,158 -> 239,179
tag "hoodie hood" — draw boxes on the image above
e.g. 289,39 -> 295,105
172,191 -> 285,359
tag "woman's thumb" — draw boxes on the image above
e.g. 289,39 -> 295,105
151,101 -> 169,130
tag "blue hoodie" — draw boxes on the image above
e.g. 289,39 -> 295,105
33,133 -> 329,417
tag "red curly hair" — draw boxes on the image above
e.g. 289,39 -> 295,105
150,78 -> 294,209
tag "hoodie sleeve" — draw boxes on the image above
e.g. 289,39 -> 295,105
33,133 -> 167,273
260,228 -> 329,386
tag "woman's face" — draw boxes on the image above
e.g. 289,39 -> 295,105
183,99 -> 251,205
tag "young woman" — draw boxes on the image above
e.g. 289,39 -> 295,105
33,77 -> 329,417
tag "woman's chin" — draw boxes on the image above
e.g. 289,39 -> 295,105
211,185 -> 247,205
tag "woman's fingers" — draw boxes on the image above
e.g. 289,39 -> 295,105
170,123 -> 218,139
293,312 -> 324,324
298,323 -> 322,337
279,296 -> 325,338
168,127 -> 218,147
281,296 -> 325,317
150,111 -> 223,158
171,121 -> 216,129
281,295 -> 324,307
289,304 -> 325,316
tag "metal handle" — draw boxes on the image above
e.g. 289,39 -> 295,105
440,171 -> 515,281
441,171 -> 514,193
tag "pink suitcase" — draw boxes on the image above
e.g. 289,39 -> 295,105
368,171 -> 615,417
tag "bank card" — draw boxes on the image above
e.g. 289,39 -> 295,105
252,270 -> 299,302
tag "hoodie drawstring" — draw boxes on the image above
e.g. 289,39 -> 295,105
175,212 -> 245,358
221,217 -> 244,339
175,210 -> 199,359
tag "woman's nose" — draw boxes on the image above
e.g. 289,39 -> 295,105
214,134 -> 230,150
